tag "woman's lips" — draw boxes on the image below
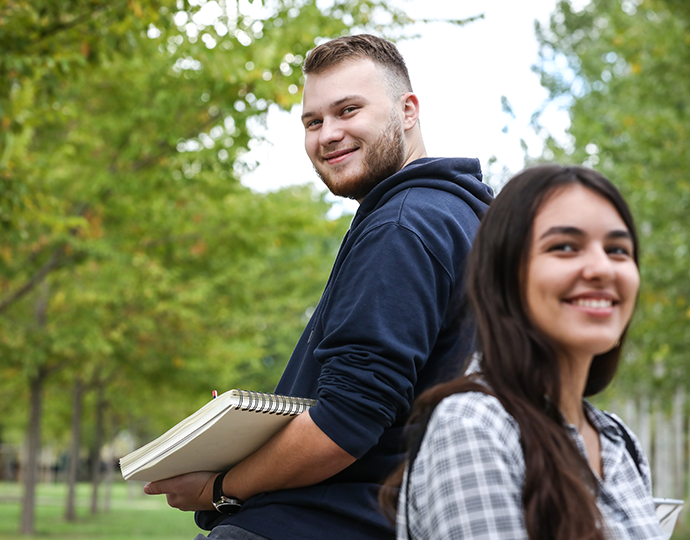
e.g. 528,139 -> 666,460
564,293 -> 618,317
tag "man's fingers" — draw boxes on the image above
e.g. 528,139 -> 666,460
143,480 -> 166,495
141,472 -> 215,511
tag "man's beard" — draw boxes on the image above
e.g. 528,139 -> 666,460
314,112 -> 406,201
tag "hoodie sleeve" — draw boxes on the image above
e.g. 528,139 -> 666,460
309,210 -> 469,458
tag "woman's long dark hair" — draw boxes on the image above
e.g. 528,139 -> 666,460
381,165 -> 640,540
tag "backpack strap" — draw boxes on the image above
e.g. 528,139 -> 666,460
605,412 -> 642,476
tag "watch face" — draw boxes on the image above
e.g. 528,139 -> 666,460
214,497 -> 242,515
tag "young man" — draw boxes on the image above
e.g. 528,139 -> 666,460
145,34 -> 494,540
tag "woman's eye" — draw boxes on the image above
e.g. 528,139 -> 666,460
607,245 -> 632,257
548,243 -> 576,253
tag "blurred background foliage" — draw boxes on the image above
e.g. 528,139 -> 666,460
0,0 -> 410,438
0,0 -> 412,533
1,0 -> 689,534
533,0 -> 690,405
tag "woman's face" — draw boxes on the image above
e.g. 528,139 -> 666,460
524,184 -> 640,360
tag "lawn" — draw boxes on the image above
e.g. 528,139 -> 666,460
0,481 -> 201,540
1,481 -> 688,539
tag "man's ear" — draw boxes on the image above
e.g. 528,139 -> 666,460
400,92 -> 420,131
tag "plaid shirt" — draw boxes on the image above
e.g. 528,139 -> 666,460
399,391 -> 663,540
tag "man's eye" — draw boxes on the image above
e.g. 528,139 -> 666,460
306,119 -> 322,128
342,106 -> 357,115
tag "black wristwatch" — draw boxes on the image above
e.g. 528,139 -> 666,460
212,471 -> 243,515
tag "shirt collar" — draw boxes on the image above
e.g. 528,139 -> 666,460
582,400 -> 620,440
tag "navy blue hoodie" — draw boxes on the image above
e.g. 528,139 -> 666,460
196,157 -> 493,539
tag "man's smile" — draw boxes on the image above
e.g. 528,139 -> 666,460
322,147 -> 360,164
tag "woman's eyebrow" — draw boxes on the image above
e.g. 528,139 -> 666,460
539,226 -> 632,241
606,229 -> 633,240
539,225 -> 584,240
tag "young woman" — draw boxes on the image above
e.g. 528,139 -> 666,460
382,165 -> 663,540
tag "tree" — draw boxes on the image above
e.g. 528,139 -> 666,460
534,0 -> 690,401
1,0 -> 412,534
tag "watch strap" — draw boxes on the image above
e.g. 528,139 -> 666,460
213,471 -> 228,503
212,471 -> 243,515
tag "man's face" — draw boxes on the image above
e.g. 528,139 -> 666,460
301,59 -> 406,201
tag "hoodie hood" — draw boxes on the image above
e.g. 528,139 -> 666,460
352,157 -> 493,229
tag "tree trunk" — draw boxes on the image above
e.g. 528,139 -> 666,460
20,370 -> 45,535
65,378 -> 84,521
672,388 -> 685,501
90,384 -> 106,515
623,398 -> 637,434
20,283 -> 50,535
103,416 -> 113,513
654,407 -> 672,498
686,418 -> 690,523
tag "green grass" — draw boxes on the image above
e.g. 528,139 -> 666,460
2,481 -> 688,539
0,481 -> 201,539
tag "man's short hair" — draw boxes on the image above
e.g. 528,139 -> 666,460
303,34 -> 413,99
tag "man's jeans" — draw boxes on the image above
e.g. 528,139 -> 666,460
194,525 -> 269,540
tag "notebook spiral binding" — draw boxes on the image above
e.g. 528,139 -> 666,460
233,390 -> 317,416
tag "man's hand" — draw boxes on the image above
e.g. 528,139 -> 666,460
145,411 -> 355,512
144,471 -> 217,512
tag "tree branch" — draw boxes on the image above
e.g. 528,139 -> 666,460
142,232 -> 203,248
34,2 -> 117,44
0,246 -> 65,314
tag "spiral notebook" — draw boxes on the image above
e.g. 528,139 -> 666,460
119,390 -> 317,482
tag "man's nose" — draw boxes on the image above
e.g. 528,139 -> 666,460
319,118 -> 344,146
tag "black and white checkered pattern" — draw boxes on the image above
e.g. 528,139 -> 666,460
398,392 -> 664,539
